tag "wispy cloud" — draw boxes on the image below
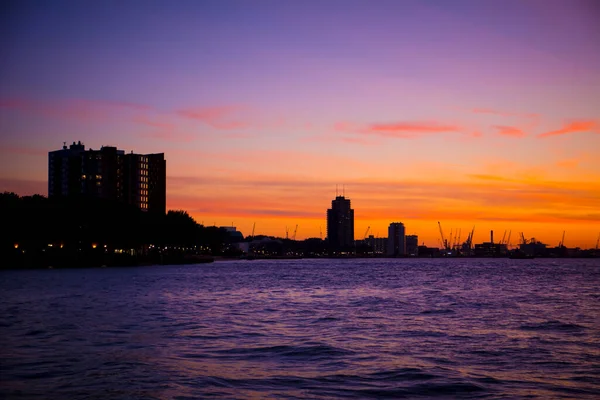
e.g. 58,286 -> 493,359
555,158 -> 580,168
176,106 -> 250,130
335,121 -> 464,139
494,125 -> 526,137
133,115 -> 175,130
537,120 -> 599,138
471,108 -> 539,119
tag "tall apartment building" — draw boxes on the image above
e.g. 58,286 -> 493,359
326,195 -> 354,253
387,222 -> 406,256
48,141 -> 166,214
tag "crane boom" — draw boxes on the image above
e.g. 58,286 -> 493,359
364,226 -> 371,239
292,224 -> 298,241
438,222 -> 448,250
559,231 -> 565,247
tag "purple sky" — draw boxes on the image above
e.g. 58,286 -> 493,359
1,0 -> 599,246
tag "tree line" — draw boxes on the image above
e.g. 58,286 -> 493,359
0,192 -> 239,268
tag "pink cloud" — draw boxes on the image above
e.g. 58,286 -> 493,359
538,120 -> 599,138
138,131 -> 195,143
336,121 -> 463,139
494,125 -> 526,137
472,108 -> 539,119
555,158 -> 580,169
133,115 -> 175,130
176,106 -> 250,130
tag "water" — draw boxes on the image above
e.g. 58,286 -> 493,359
1,258 -> 599,399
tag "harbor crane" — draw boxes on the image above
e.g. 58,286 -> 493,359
466,226 -> 475,251
520,232 -> 528,245
500,230 -> 507,245
251,222 -> 256,239
292,224 -> 298,241
596,233 -> 600,250
559,231 -> 566,247
438,221 -> 450,251
364,226 -> 371,239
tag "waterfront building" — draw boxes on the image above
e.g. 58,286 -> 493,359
48,141 -> 166,213
406,234 -> 418,256
387,222 -> 406,256
366,235 -> 387,255
326,195 -> 354,253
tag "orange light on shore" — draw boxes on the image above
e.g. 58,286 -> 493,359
92,243 -> 97,249
14,243 -> 19,249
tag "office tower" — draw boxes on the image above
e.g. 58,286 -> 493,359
48,141 -> 166,214
387,222 -> 406,256
326,195 -> 354,253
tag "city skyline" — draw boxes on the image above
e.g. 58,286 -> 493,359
1,1 -> 599,248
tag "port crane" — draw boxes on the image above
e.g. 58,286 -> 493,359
292,224 -> 298,241
251,222 -> 256,239
596,233 -> 600,250
464,226 -> 475,253
520,232 -> 528,245
558,231 -> 566,247
438,221 -> 450,252
364,226 -> 371,240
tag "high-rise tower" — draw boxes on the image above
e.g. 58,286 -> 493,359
387,222 -> 406,256
326,195 -> 354,253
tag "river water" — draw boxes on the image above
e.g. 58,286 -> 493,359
1,258 -> 599,399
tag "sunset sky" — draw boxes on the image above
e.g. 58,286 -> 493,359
1,0 -> 599,248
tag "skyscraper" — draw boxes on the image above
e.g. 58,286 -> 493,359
48,141 -> 166,214
387,222 -> 406,256
326,195 -> 354,253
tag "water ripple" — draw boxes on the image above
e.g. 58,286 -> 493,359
1,258 -> 600,399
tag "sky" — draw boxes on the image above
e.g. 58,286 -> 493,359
1,0 -> 599,248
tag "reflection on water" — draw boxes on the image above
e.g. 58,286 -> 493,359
1,258 -> 600,399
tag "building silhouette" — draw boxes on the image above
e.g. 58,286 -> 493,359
326,195 -> 354,253
48,141 -> 166,213
406,234 -> 418,256
387,222 -> 406,256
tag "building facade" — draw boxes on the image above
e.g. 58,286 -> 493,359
387,222 -> 406,256
49,141 -> 166,214
326,195 -> 354,253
